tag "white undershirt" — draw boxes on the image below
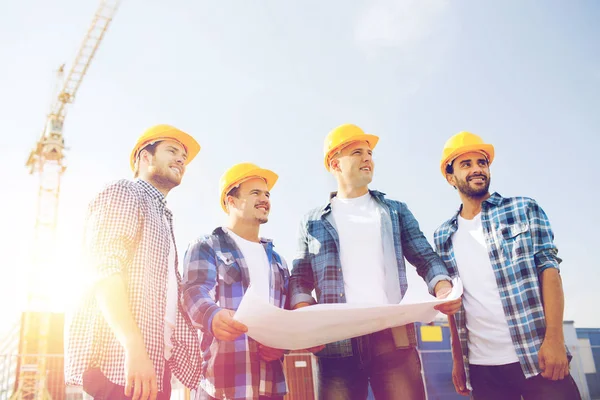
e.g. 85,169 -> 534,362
225,228 -> 271,302
164,216 -> 178,360
225,228 -> 272,396
331,193 -> 388,305
452,213 -> 519,365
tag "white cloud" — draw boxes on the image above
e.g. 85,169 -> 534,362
355,0 -> 451,51
354,0 -> 456,94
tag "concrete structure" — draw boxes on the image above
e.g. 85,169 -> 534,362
576,327 -> 600,400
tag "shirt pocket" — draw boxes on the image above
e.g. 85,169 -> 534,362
215,251 -> 242,285
499,222 -> 530,260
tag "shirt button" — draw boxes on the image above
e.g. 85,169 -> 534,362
338,268 -> 341,272
340,293 -> 344,297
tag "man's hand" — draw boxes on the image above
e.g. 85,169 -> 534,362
451,356 -> 470,396
212,309 -> 248,341
124,341 -> 158,400
258,344 -> 286,362
292,302 -> 326,354
433,280 -> 462,316
539,337 -> 569,380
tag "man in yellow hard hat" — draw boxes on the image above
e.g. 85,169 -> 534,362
289,124 -> 461,399
65,124 -> 202,400
181,163 -> 290,400
434,131 -> 580,399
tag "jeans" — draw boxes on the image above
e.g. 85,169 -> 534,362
469,362 -> 581,400
82,364 -> 172,400
318,329 -> 426,400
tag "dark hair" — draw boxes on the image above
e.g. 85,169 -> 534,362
134,141 -> 161,178
227,186 -> 240,199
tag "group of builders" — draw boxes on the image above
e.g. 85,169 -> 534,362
63,123 -> 581,400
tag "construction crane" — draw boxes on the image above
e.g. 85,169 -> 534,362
14,1 -> 121,399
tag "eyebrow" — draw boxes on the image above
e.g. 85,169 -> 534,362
250,189 -> 270,196
459,157 -> 487,165
167,145 -> 187,158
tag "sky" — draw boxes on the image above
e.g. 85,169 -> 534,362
0,0 -> 599,334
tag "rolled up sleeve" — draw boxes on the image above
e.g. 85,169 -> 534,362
84,183 -> 139,284
527,200 -> 562,274
181,238 -> 222,335
398,202 -> 450,294
290,219 -> 317,308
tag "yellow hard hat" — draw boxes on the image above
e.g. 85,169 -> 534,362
440,131 -> 494,177
219,162 -> 278,213
130,124 -> 201,171
323,124 -> 379,171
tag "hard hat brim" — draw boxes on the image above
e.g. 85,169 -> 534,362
441,143 -> 495,176
324,133 -> 379,171
220,167 -> 279,213
130,126 -> 201,171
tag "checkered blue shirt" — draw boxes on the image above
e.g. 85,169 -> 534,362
434,192 -> 564,384
290,190 -> 450,357
182,227 -> 289,400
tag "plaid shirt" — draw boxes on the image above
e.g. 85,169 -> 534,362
289,190 -> 450,357
182,227 -> 289,400
64,179 -> 201,391
434,192 -> 564,385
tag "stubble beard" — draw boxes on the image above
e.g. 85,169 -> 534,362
456,175 -> 490,199
151,165 -> 180,190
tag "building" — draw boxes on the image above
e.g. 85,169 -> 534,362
283,320 -> 600,400
576,327 -> 600,400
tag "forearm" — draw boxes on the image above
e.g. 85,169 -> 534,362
182,286 -> 221,334
540,268 -> 565,341
289,257 -> 317,307
94,273 -> 144,351
449,315 -> 463,360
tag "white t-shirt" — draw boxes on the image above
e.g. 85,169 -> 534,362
452,213 -> 519,365
331,193 -> 388,305
226,229 -> 271,302
164,216 -> 178,360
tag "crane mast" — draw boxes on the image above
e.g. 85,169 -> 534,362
14,1 -> 120,399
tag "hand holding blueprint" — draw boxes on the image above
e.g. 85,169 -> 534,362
233,278 -> 463,350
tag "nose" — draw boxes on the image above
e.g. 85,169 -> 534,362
175,155 -> 185,165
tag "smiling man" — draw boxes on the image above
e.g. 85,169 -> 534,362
434,131 -> 581,399
289,123 -> 461,399
182,163 -> 290,400
65,124 -> 202,400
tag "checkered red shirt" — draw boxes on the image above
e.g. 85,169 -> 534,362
64,179 -> 201,391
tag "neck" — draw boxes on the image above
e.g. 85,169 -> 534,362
459,191 -> 490,219
336,183 -> 369,199
227,219 -> 261,242
141,175 -> 172,197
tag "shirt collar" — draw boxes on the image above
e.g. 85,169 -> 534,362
213,226 -> 274,245
449,191 -> 505,226
136,179 -> 168,206
320,189 -> 386,217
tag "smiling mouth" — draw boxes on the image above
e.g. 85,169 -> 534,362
468,175 -> 486,182
170,166 -> 182,175
360,167 -> 371,172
